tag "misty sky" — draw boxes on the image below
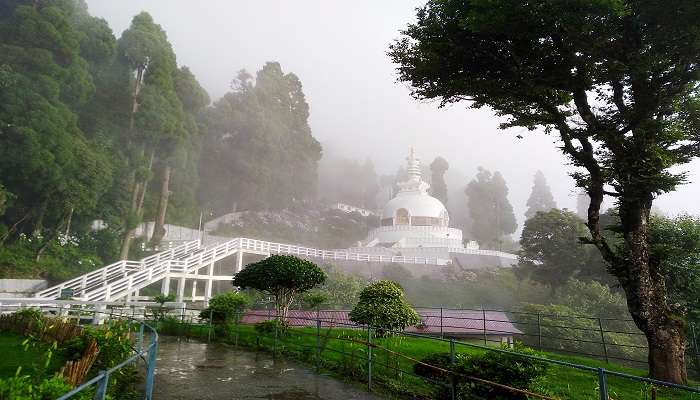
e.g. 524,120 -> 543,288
86,0 -> 700,232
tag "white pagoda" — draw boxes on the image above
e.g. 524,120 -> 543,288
351,149 -> 477,260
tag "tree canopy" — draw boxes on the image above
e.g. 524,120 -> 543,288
349,280 -> 420,334
389,0 -> 700,382
429,157 -> 449,206
232,255 -> 326,320
464,168 -> 517,248
200,63 -> 322,215
524,171 -> 556,220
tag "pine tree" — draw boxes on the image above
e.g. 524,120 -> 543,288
464,168 -> 517,249
524,171 -> 556,219
429,157 -> 449,205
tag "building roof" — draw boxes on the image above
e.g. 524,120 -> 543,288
241,308 -> 522,336
382,192 -> 449,220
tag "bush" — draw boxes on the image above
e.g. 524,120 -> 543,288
414,343 -> 548,400
199,292 -> 249,324
0,375 -> 92,400
349,280 -> 420,335
254,320 -> 287,335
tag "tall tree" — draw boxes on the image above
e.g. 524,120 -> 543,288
519,209 -> 608,295
200,63 -> 321,215
525,171 -> 557,220
389,0 -> 700,381
0,0 -> 113,251
464,168 -> 517,249
117,12 -> 183,257
429,157 -> 449,205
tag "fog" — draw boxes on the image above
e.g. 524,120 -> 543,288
86,0 -> 700,233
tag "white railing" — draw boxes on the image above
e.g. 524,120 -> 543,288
35,236 -> 518,303
35,240 -> 201,299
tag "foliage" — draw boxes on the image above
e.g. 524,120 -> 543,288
519,209 -> 610,294
199,292 -> 249,324
516,280 -> 644,360
389,0 -> 700,381
0,234 -> 102,283
306,264 -> 367,309
233,255 -> 326,319
302,292 -> 327,310
200,62 -> 322,214
254,320 -> 287,335
648,214 -> 700,325
524,171 -> 556,219
349,280 -> 420,334
0,374 -> 91,400
429,157 -> 449,206
464,168 -> 517,248
414,343 -> 548,400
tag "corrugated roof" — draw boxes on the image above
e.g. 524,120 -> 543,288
241,308 -> 522,335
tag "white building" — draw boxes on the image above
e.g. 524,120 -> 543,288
348,149 -> 509,268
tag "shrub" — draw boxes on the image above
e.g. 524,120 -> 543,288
254,320 -> 287,335
199,292 -> 249,324
0,375 -> 92,400
349,280 -> 420,335
414,343 -> 548,400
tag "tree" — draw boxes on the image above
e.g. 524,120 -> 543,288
308,265 -> 367,309
200,63 -> 322,215
199,292 -> 249,324
464,168 -> 517,249
525,171 -> 556,220
430,157 -> 449,205
232,255 -> 326,320
519,209 -> 608,295
389,0 -> 700,382
349,280 -> 420,335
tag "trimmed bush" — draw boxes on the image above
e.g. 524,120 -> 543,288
199,292 -> 249,324
349,280 -> 420,335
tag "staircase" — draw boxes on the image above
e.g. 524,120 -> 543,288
34,237 -> 476,303
35,240 -> 201,300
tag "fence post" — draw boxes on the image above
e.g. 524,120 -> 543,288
367,326 -> 373,392
597,368 -> 608,400
440,307 -> 444,339
597,317 -> 609,363
94,370 -> 109,400
450,338 -> 456,400
316,313 -> 321,372
273,315 -> 278,356
537,312 -> 542,350
207,308 -> 213,343
482,308 -> 487,345
144,335 -> 158,400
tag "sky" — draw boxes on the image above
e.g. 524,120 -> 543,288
86,0 -> 700,232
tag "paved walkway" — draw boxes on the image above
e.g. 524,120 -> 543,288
153,336 -> 383,400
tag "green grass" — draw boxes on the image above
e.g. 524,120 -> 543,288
0,332 -> 65,378
156,321 -> 700,400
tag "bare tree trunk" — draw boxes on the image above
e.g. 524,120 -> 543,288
129,66 -> 144,132
33,199 -> 48,237
617,198 -> 687,383
64,207 -> 73,237
119,180 -> 142,260
150,165 -> 171,245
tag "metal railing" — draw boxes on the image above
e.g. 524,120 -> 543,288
2,304 -> 160,400
150,306 -> 700,400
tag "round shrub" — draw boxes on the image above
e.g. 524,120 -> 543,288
348,280 -> 420,334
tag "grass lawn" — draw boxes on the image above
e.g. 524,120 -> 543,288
0,332 -> 66,378
158,321 -> 700,400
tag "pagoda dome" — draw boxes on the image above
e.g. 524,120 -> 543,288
379,149 -> 450,228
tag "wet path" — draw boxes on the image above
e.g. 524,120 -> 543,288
153,336 -> 383,400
